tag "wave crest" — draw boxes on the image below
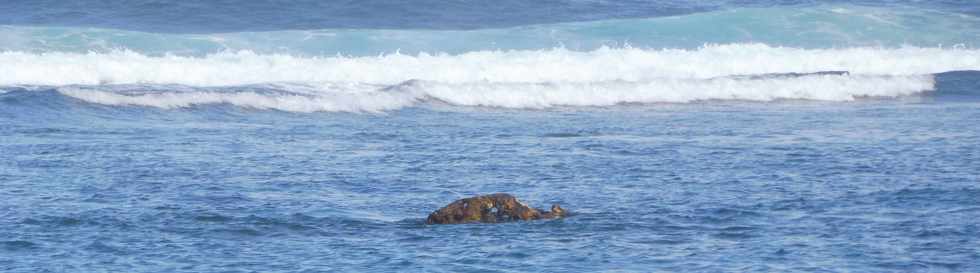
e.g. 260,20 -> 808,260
54,74 -> 935,112
2,44 -> 977,87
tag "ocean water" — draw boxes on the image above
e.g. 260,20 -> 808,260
2,1 -> 980,272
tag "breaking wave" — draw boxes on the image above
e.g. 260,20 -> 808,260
50,74 -> 934,112
2,44 -> 978,86
3,43 -> 976,112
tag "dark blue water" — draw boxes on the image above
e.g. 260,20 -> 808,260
3,87 -> 980,272
2,1 -> 980,272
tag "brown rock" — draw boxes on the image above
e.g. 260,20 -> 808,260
426,193 -> 566,224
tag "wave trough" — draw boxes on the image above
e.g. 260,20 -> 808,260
3,5 -> 979,55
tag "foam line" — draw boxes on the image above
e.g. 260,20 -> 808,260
1,44 -> 977,86
55,74 -> 935,112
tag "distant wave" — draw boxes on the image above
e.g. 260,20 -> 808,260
2,5 -> 978,55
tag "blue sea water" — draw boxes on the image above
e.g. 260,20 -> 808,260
2,1 -> 980,272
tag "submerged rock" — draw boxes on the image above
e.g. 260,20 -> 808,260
426,193 -> 565,224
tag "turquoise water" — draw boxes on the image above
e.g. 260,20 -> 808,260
3,5 -> 979,55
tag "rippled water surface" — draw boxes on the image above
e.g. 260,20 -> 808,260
2,91 -> 979,272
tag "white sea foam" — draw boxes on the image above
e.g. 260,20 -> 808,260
56,74 -> 935,112
410,75 -> 934,108
56,86 -> 419,113
1,44 -> 978,86
3,44 -> 962,111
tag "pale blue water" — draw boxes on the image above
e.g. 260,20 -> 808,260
2,1 -> 980,272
